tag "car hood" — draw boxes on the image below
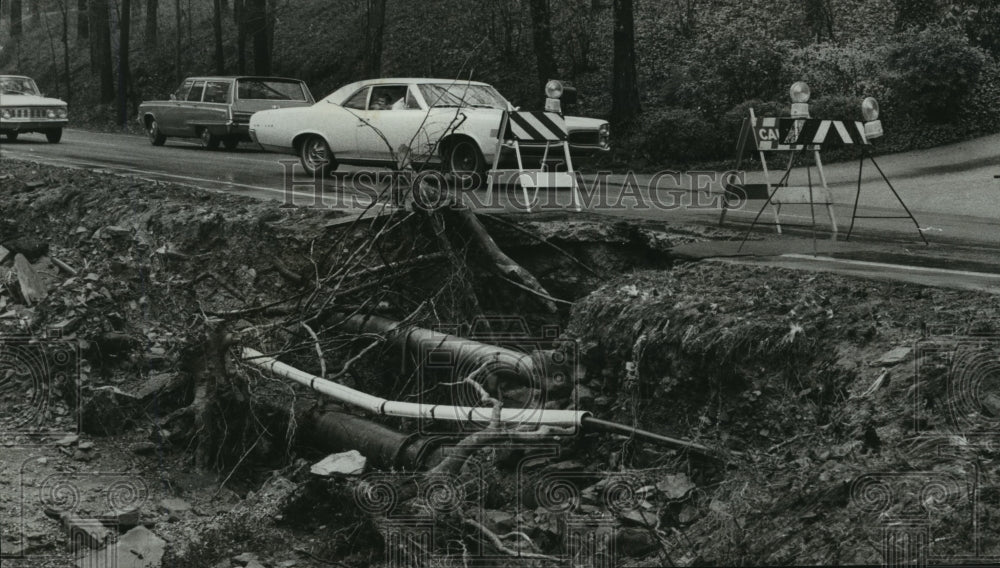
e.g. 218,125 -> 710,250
564,115 -> 607,131
0,94 -> 68,107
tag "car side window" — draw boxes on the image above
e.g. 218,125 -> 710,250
343,88 -> 369,110
369,86 -> 408,111
404,87 -> 421,110
174,80 -> 193,100
203,81 -> 231,104
187,81 -> 206,102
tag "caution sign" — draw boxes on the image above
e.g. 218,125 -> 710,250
752,118 -> 868,151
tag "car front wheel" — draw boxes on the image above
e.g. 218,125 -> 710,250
200,128 -> 220,150
4,132 -> 18,141
45,128 -> 62,143
222,136 -> 239,151
147,119 -> 166,146
446,139 -> 486,189
299,135 -> 337,177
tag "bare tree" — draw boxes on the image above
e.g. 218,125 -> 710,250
119,0 -> 132,126
55,0 -> 73,102
805,0 -> 836,43
90,0 -> 115,103
610,0 -> 640,125
78,0 -> 89,40
528,0 -> 558,98
363,0 -> 386,77
10,0 -> 22,36
245,0 -> 270,75
213,0 -> 224,73
234,0 -> 245,73
144,0 -> 156,48
174,0 -> 181,82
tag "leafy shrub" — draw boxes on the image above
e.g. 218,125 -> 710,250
884,25 -> 987,122
785,41 -> 889,98
629,107 -> 726,165
676,35 -> 793,117
808,95 -> 864,122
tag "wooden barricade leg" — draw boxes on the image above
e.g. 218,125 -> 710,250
563,140 -> 582,212
514,140 -> 533,213
813,150 -> 838,239
485,113 -> 509,208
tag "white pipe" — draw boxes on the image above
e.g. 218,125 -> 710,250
242,347 -> 588,427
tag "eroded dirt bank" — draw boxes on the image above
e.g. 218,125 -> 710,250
1,158 -> 998,567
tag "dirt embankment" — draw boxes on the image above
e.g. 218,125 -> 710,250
2,158 -> 999,567
568,264 -> 1000,565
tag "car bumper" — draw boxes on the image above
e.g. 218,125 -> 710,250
0,118 -> 68,132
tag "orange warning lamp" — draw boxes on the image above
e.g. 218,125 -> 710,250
790,81 -> 811,118
862,97 -> 883,139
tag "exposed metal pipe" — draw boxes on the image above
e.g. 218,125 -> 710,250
298,405 -> 445,470
242,347 -> 588,428
244,347 -> 730,461
338,314 -> 571,394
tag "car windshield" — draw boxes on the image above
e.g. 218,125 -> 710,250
0,77 -> 41,96
418,83 -> 508,109
236,79 -> 307,101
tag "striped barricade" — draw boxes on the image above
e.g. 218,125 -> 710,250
486,111 -> 582,213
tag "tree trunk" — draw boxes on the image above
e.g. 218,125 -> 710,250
144,0 -> 156,49
60,0 -> 72,103
610,0 -> 640,126
364,0 -> 386,78
10,0 -> 21,36
212,0 -> 224,73
234,0 -> 245,74
77,0 -> 89,40
174,0 -> 181,82
246,0 -> 270,75
118,0 -> 132,127
90,0 -> 115,103
528,0 -> 558,100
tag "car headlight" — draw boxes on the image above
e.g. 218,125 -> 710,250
47,109 -> 57,118
598,123 -> 610,148
1,109 -> 10,119
545,80 -> 564,99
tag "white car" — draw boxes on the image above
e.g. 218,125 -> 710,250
0,75 -> 68,143
249,78 -> 610,184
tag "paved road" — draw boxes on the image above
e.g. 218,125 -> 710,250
2,127 -> 998,248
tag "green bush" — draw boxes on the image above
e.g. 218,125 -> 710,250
629,107 -> 725,165
676,35 -> 793,117
884,25 -> 987,122
785,41 -> 889,99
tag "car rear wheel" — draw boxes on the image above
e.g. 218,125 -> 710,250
299,135 -> 337,177
45,128 -> 62,143
446,139 -> 486,189
222,136 -> 239,151
200,128 -> 220,150
5,132 -> 18,141
147,119 -> 166,146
